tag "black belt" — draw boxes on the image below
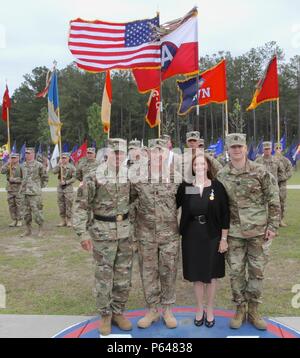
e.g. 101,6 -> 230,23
193,215 -> 207,224
94,213 -> 129,222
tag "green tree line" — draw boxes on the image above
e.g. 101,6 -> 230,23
1,41 -> 299,150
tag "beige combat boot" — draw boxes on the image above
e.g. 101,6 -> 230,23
162,306 -> 177,329
21,225 -> 32,237
99,314 -> 112,336
37,224 -> 44,238
230,305 -> 247,329
16,220 -> 23,227
9,220 -> 17,227
280,220 -> 288,227
248,302 -> 267,330
57,218 -> 66,227
112,313 -> 132,331
137,308 -> 160,328
66,218 -> 73,227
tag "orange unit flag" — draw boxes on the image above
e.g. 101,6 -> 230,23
101,71 -> 112,134
247,55 -> 279,111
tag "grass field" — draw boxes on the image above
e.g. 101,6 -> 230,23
0,180 -> 300,317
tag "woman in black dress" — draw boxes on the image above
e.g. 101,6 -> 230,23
176,154 -> 230,328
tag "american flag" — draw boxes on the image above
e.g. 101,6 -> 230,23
68,16 -> 161,72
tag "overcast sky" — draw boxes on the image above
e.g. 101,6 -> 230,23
0,0 -> 299,94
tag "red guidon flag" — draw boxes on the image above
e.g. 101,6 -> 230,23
247,55 -> 279,111
145,88 -> 160,128
101,71 -> 112,134
2,85 -> 11,121
70,141 -> 87,165
133,9 -> 199,93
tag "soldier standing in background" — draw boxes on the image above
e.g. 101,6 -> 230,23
53,153 -> 76,227
76,147 -> 98,182
21,147 -> 48,237
255,141 -> 286,184
73,139 -> 133,336
1,153 -> 23,227
131,138 -> 180,329
217,134 -> 281,331
275,143 -> 293,227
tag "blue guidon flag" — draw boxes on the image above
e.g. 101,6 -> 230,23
48,70 -> 61,144
177,76 -> 204,115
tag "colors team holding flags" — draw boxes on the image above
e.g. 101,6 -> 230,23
0,6 -> 299,337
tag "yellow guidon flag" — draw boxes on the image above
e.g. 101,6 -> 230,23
101,71 -> 112,134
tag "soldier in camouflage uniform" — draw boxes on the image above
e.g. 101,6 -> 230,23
130,138 -> 180,329
217,134 -> 281,330
275,143 -> 293,227
76,147 -> 98,182
52,153 -> 76,227
21,147 -> 49,237
1,153 -> 23,227
73,139 -> 133,336
255,141 -> 286,184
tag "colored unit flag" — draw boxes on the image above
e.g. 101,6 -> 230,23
133,9 -> 199,93
36,71 -> 51,98
2,85 -> 11,121
70,141 -> 87,165
68,16 -> 160,72
145,88 -> 160,128
48,70 -> 62,144
280,133 -> 286,151
247,56 -> 279,111
177,60 -> 227,115
11,141 -> 17,154
50,144 -> 60,169
101,71 -> 112,134
20,143 -> 26,163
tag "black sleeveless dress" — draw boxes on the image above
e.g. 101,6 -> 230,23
181,185 -> 225,283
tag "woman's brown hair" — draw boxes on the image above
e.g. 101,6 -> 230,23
191,154 -> 215,180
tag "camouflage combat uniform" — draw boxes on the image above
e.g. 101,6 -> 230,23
21,159 -> 48,227
255,155 -> 286,183
53,162 -> 76,223
217,159 -> 281,306
275,153 -> 293,221
76,157 -> 98,182
73,160 -> 132,317
1,161 -> 23,224
130,170 -> 180,310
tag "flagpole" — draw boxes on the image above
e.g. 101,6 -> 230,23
158,10 -> 162,139
277,98 -> 281,146
225,100 -> 229,136
6,107 -> 12,177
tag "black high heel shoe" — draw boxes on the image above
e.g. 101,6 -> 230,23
194,312 -> 205,327
205,316 -> 215,328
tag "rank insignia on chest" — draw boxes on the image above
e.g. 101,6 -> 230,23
209,189 -> 215,201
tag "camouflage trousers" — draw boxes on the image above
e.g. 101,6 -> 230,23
226,235 -> 270,305
7,192 -> 23,221
138,237 -> 180,308
57,189 -> 74,219
279,182 -> 287,220
23,194 -> 44,226
92,238 -> 133,316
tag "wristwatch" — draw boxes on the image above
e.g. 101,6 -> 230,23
221,237 -> 228,241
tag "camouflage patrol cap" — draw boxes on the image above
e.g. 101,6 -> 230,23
107,138 -> 127,152
128,139 -> 141,150
198,138 -> 205,146
10,153 -> 19,158
263,141 -> 272,149
62,152 -> 70,158
275,142 -> 282,150
149,138 -> 168,149
186,131 -> 200,142
226,133 -> 247,147
25,147 -> 35,153
87,147 -> 96,154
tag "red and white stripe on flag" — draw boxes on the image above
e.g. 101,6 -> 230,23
68,17 -> 161,72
